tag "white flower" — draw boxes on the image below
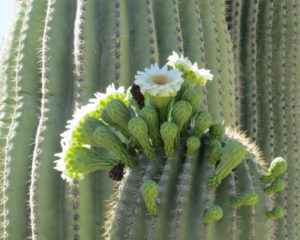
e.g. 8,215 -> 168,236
191,62 -> 214,82
54,84 -> 125,182
167,51 -> 192,70
134,63 -> 183,97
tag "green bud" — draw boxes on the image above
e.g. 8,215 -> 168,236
93,125 -> 137,168
193,111 -> 212,138
128,117 -> 156,160
172,100 -> 192,143
101,99 -> 131,136
65,146 -> 118,179
208,141 -> 247,189
160,121 -> 178,158
209,123 -> 225,139
181,88 -> 202,114
141,180 -> 159,216
149,95 -> 172,122
262,157 -> 287,184
266,207 -> 284,219
186,136 -> 201,157
80,117 -> 103,145
208,140 -> 223,165
232,191 -> 258,208
140,106 -> 162,147
203,205 -> 223,224
264,179 -> 285,194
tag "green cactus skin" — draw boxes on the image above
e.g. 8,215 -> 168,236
0,0 -> 299,239
106,129 -> 277,240
3,1 -> 46,239
228,0 -> 242,127
29,1 -> 76,239
0,1 -> 26,238
72,0 -> 101,239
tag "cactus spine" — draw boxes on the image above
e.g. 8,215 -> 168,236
0,0 -> 299,240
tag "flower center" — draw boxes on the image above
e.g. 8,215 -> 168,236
151,75 -> 169,85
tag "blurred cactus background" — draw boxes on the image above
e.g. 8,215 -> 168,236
0,0 -> 299,240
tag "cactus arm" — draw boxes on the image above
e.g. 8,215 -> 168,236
100,1 -> 116,87
266,2 -> 286,237
214,175 -> 236,240
177,0 -> 208,110
124,156 -> 163,239
0,1 -> 26,237
255,0 -> 275,163
195,145 -> 217,239
229,171 -> 238,239
73,0 -> 102,105
283,1 -> 298,238
0,1 -> 26,162
240,0 -> 259,141
198,0 -> 223,123
153,0 -> 184,61
178,0 -> 205,68
105,166 -> 141,240
129,0 -> 159,72
246,158 -> 270,240
29,0 -> 76,239
228,0 -> 242,126
3,1 -> 46,239
73,1 -> 117,239
153,149 -> 184,240
112,0 -> 130,87
233,161 -> 256,238
171,152 -> 199,239
295,0 -> 300,231
146,156 -> 175,239
214,0 -> 236,126
291,0 -> 300,235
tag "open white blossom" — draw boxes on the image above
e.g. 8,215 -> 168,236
54,84 -> 125,182
167,51 -> 192,70
191,62 -> 214,81
134,63 -> 183,97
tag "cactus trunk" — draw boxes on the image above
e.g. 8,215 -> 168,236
0,0 -> 299,240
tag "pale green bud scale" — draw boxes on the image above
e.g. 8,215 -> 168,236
141,180 -> 159,216
128,117 -> 156,160
160,121 -> 178,158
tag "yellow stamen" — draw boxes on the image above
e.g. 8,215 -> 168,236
151,75 -> 169,85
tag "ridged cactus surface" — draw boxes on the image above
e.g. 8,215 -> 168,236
0,0 -> 299,240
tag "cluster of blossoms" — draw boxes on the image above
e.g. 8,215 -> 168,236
55,51 -> 214,183
54,51 -> 287,220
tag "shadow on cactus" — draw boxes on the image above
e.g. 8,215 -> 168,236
55,52 -> 287,240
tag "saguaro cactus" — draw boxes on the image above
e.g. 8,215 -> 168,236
0,0 -> 299,240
